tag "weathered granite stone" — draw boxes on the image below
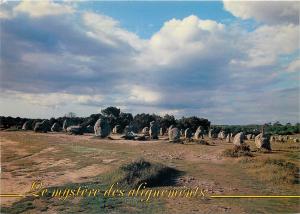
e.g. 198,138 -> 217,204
113,125 -> 121,134
184,128 -> 193,139
149,121 -> 159,139
22,121 -> 31,130
67,125 -> 84,135
142,127 -> 149,135
233,132 -> 245,146
51,123 -> 61,132
34,120 -> 50,133
169,127 -> 180,142
194,126 -> 204,140
226,134 -> 231,143
94,118 -> 110,138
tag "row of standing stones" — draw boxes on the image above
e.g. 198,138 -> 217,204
22,119 -> 299,151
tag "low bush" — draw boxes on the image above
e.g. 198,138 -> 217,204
119,159 -> 181,187
222,145 -> 252,157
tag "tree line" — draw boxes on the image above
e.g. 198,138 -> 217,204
0,106 -> 210,133
0,107 -> 299,135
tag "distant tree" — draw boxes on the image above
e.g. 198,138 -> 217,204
49,117 -> 56,126
132,113 -> 157,132
273,121 -> 282,126
101,107 -> 120,118
177,116 -> 210,132
159,114 -> 176,129
118,112 -> 133,129
65,112 -> 76,118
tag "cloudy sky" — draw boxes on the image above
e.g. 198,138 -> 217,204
0,1 -> 299,124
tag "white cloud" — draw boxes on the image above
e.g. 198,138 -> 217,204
1,2 -> 299,124
286,58 -> 300,73
136,15 -> 227,67
3,90 -> 103,108
157,109 -> 183,117
0,7 -> 12,19
129,86 -> 161,103
13,0 -> 74,17
83,12 -> 145,49
230,24 -> 299,67
223,1 -> 299,25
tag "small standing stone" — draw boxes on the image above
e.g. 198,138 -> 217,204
218,131 -> 226,140
51,123 -> 61,132
254,127 -> 271,150
149,121 -> 159,139
94,118 -> 111,138
194,126 -> 204,140
22,121 -> 31,130
67,125 -> 84,135
169,127 -> 180,142
233,132 -> 245,146
184,128 -> 193,140
63,119 -> 70,132
226,134 -> 231,143
160,128 -> 164,136
113,125 -> 121,134
34,120 -> 50,133
142,127 -> 149,135
246,134 -> 252,140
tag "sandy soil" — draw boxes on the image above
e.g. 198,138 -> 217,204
0,131 -> 299,213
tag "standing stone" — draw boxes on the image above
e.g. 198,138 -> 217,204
63,119 -> 70,132
255,134 -> 271,150
142,127 -> 149,135
124,125 -> 133,135
22,121 -> 31,130
218,131 -> 226,140
85,125 -> 94,133
254,127 -> 271,150
169,127 -> 180,142
67,125 -> 84,135
277,135 -> 284,142
184,128 -> 193,139
34,120 -> 50,133
121,125 -> 136,139
51,123 -> 61,132
149,121 -> 159,139
168,125 -> 174,137
246,134 -> 252,140
160,128 -> 164,136
226,134 -> 231,143
94,118 -> 111,138
194,126 -> 204,140
113,125 -> 121,134
270,136 -> 275,142
233,132 -> 245,146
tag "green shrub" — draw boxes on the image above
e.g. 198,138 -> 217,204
120,159 -> 181,187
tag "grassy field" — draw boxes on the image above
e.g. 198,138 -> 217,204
0,131 -> 299,213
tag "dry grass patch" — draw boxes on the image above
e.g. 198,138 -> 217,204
107,159 -> 182,188
222,145 -> 253,158
239,157 -> 299,185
